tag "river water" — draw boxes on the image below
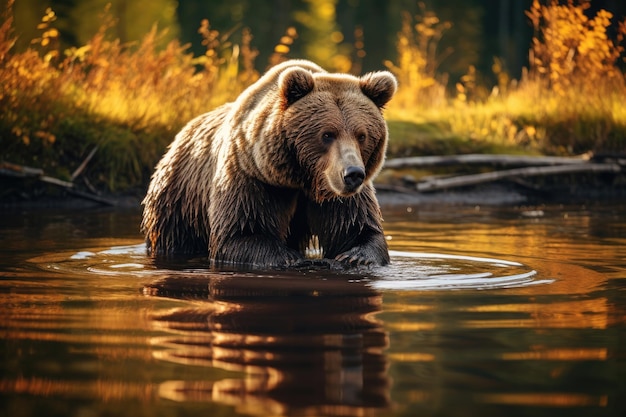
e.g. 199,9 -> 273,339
1,201 -> 625,417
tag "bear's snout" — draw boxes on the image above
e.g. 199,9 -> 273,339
344,166 -> 365,191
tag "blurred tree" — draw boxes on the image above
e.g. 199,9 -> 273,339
337,0 -> 391,74
69,0 -> 179,47
294,0 -> 352,71
419,0 -> 483,83
5,0 -> 47,50
3,0 -> 180,50
4,0 -> 622,83
177,0 -> 302,70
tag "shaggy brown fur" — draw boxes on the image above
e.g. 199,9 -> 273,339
141,60 -> 397,268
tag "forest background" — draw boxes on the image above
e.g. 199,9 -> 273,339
1,0 -> 625,192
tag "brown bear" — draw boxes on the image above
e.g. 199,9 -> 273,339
141,59 -> 397,268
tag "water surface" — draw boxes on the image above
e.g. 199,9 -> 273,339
1,203 -> 625,417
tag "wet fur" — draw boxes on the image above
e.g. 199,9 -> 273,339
141,60 -> 396,267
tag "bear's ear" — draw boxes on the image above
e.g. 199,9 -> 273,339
279,68 -> 315,108
359,71 -> 398,109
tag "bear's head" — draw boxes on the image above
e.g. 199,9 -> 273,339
275,66 -> 397,203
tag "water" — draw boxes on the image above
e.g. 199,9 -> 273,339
1,203 -> 625,417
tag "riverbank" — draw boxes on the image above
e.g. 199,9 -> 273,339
3,172 -> 625,212
2,2 -> 625,197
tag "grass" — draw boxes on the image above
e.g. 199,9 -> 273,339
385,0 -> 626,157
1,2 -> 260,191
0,0 -> 624,194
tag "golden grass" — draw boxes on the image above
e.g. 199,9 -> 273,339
386,0 -> 626,155
1,0 -> 624,193
0,1 -> 260,190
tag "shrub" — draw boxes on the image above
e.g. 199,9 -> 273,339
386,0 -> 626,155
0,1 -> 258,191
384,5 -> 450,116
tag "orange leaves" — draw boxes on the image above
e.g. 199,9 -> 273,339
527,0 -> 626,95
269,27 -> 298,67
0,0 -> 260,189
384,6 -> 450,112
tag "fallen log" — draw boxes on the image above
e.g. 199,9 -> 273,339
383,153 -> 592,169
0,161 -> 44,177
71,146 -> 98,181
416,162 -> 622,192
38,175 -> 115,205
1,160 -> 115,206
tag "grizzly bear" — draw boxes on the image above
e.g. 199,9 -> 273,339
141,59 -> 397,268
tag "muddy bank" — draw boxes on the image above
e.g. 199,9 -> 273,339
2,179 -> 625,212
379,182 -> 626,208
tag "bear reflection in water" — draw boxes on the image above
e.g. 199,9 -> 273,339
143,272 -> 390,415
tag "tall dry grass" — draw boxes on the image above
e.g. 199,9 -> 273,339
386,0 -> 626,155
384,5 -> 450,116
0,1 -> 260,190
1,0 -> 624,194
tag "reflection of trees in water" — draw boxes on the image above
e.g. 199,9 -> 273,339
144,272 -> 391,416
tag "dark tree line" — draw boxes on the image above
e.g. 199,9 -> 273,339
6,0 -> 626,83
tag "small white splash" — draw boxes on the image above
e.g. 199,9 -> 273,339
70,251 -> 96,260
521,210 -> 545,218
110,263 -> 145,269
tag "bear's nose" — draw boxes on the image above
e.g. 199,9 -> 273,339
344,166 -> 365,191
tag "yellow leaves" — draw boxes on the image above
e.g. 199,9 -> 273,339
43,28 -> 59,39
11,126 -> 55,147
385,6 -> 449,111
274,44 -> 289,54
32,7 -> 59,50
292,0 -> 348,71
524,125 -> 537,138
329,31 -> 343,43
41,8 -> 56,23
1,2 -> 259,157
528,0 -> 625,95
330,55 -> 351,74
11,127 -> 27,145
285,27 -> 297,38
64,45 -> 92,62
455,83 -> 467,103
386,0 -> 623,153
279,36 -> 293,46
315,0 -> 336,20
34,130 -> 56,145
269,26 -> 298,65
44,50 -> 59,62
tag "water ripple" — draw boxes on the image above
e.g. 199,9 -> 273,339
47,245 -> 551,292
370,250 -> 549,291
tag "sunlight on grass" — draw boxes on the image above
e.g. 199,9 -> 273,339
386,0 -> 626,155
0,0 -> 624,192
0,1 -> 260,190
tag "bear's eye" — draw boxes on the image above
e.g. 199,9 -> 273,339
322,132 -> 336,144
357,133 -> 367,143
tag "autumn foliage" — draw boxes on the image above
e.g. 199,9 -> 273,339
386,0 -> 626,154
0,1 -> 259,190
527,0 -> 625,94
0,0 -> 625,192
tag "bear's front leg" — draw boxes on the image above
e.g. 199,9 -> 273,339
208,182 -> 324,268
214,235 -> 348,269
335,226 -> 390,267
308,187 -> 390,267
212,234 -> 305,268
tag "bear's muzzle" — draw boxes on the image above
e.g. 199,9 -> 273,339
344,165 -> 365,192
